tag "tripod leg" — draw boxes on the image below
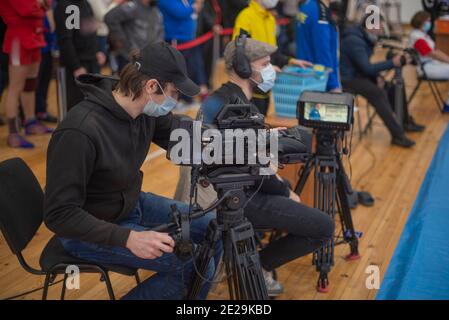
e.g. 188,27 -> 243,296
336,158 -> 361,260
228,221 -> 268,300
313,160 -> 337,293
294,157 -> 314,196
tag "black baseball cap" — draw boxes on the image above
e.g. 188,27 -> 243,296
134,42 -> 200,97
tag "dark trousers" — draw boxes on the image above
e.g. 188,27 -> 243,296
180,45 -> 207,103
245,192 -> 335,271
0,50 -> 8,99
116,54 -> 129,74
36,51 -> 53,114
342,77 -> 404,138
386,81 -> 412,124
65,60 -> 98,111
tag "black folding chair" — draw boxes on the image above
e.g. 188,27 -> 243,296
0,158 -> 140,300
408,60 -> 447,113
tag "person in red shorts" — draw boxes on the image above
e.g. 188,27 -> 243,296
0,0 -> 53,148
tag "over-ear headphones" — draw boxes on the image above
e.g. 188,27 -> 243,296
232,29 -> 252,79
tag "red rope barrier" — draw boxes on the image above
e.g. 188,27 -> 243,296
175,18 -> 291,51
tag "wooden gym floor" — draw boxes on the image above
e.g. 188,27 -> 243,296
0,55 -> 448,300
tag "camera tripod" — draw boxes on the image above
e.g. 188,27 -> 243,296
294,130 -> 361,292
185,166 -> 269,300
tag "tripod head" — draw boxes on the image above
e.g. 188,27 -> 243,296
315,130 -> 346,157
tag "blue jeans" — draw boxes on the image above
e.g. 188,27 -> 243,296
60,192 -> 222,300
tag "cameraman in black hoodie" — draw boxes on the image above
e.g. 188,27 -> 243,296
44,42 -> 222,300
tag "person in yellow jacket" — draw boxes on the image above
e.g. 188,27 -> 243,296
232,0 -> 312,115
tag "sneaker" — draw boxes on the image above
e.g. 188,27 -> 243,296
444,103 -> 449,113
36,112 -> 58,123
392,135 -> 416,148
24,119 -> 54,135
7,133 -> 34,149
262,269 -> 284,297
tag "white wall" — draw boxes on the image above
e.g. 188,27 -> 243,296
399,0 -> 422,23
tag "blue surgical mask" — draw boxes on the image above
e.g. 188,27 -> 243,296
252,64 -> 277,93
143,82 -> 177,117
423,21 -> 432,33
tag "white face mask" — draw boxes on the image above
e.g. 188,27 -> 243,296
260,0 -> 279,9
252,64 -> 277,93
143,82 -> 177,117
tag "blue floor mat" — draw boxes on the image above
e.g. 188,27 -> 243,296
377,124 -> 449,300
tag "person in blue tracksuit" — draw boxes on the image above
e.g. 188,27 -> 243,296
296,0 -> 340,92
158,0 -> 208,102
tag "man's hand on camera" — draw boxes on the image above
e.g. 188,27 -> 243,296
126,230 -> 175,259
73,67 -> 88,78
289,190 -> 301,203
404,53 -> 413,65
392,55 -> 407,67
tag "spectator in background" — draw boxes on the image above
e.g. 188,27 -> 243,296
296,0 -> 341,92
233,0 -> 312,115
278,0 -> 299,56
88,0 -> 124,73
105,0 -> 163,72
197,0 -> 223,86
219,0 -> 248,29
340,16 -> 419,148
35,7 -> 58,123
409,11 -> 449,112
55,0 -> 106,111
0,0 -> 53,149
159,0 -> 209,102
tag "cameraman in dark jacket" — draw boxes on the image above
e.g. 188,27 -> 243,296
44,42 -> 221,300
340,20 -> 424,148
199,37 -> 335,296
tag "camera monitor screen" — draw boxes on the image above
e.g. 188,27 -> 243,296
304,102 -> 349,124
298,91 -> 354,131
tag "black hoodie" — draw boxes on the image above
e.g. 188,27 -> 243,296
54,0 -> 98,71
44,74 -> 174,248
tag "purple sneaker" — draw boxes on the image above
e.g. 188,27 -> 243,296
7,134 -> 35,149
24,119 -> 54,135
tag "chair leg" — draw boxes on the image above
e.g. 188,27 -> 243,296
60,273 -> 68,300
99,270 -> 115,300
42,272 -> 52,300
407,81 -> 421,106
135,271 -> 141,285
428,81 -> 445,113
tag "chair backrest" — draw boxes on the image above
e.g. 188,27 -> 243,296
0,158 -> 44,254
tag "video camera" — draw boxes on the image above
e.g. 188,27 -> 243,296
297,91 -> 354,132
381,42 -> 420,66
167,104 -> 312,170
